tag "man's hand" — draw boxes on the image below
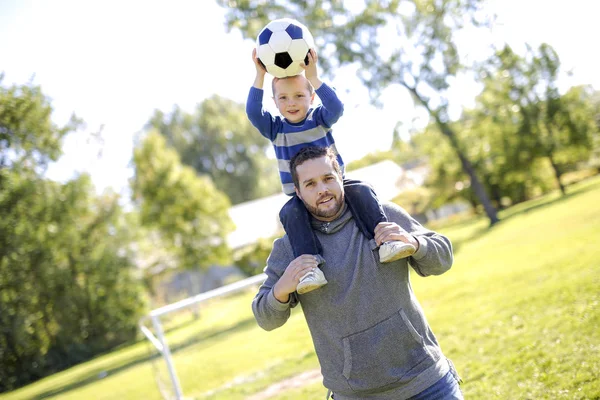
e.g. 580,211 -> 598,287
302,49 -> 322,90
273,254 -> 319,303
374,222 -> 419,250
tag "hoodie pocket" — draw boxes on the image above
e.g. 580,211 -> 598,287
341,309 -> 431,393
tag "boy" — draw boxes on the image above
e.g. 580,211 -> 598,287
246,47 -> 415,294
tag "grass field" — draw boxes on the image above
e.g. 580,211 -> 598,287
2,176 -> 599,400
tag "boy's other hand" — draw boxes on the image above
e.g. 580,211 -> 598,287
273,254 -> 318,302
252,48 -> 266,76
302,49 -> 322,89
374,222 -> 419,250
302,48 -> 318,80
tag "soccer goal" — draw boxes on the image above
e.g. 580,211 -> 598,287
139,273 -> 267,400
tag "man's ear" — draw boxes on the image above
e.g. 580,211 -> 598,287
295,186 -> 302,200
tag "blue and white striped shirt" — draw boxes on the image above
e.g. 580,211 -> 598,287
246,83 -> 345,195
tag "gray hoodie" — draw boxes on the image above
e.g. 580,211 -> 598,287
252,202 -> 455,399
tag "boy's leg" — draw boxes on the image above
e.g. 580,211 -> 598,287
342,179 -> 383,239
279,195 -> 327,294
343,179 -> 416,262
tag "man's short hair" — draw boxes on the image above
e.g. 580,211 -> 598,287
290,146 -> 342,189
272,75 -> 314,97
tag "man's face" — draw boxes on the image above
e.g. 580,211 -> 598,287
295,156 -> 344,221
273,76 -> 314,123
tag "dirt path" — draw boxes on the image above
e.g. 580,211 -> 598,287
246,368 -> 323,400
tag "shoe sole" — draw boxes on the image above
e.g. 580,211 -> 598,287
380,245 -> 416,263
297,280 -> 327,294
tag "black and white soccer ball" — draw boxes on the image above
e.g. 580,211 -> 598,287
255,18 -> 315,78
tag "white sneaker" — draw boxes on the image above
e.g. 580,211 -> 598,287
297,267 -> 328,294
379,241 -> 416,263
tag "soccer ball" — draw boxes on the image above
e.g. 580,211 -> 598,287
255,18 -> 315,78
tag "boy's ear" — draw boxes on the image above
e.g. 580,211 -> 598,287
310,92 -> 315,103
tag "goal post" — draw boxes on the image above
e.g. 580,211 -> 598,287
139,273 -> 267,400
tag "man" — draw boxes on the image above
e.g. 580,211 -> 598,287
252,146 -> 463,399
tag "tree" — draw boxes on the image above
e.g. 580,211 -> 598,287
0,79 -> 144,391
588,89 -> 600,171
0,74 -> 79,173
217,0 -> 500,225
131,131 -> 235,271
484,44 -> 596,195
148,95 -> 280,205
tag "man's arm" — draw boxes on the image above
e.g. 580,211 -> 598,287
379,202 -> 454,277
252,239 -> 317,331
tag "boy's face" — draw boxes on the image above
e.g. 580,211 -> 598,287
272,76 -> 315,123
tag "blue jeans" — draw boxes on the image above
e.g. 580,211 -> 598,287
279,179 -> 386,259
408,371 -> 464,400
326,371 -> 463,399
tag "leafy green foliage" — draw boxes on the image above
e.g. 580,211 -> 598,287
401,44 -> 600,210
0,74 -> 79,171
131,131 -> 234,270
233,237 -> 278,276
148,95 -> 280,205
0,80 -> 144,391
481,44 -> 597,195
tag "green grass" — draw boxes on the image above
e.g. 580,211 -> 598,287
2,176 -> 599,400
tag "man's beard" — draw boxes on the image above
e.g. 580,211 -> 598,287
303,192 -> 345,220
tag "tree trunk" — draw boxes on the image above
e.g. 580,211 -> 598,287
406,86 -> 499,225
490,184 -> 503,209
442,125 -> 500,225
544,124 -> 566,196
548,153 -> 566,195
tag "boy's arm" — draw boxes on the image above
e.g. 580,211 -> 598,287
246,49 -> 280,140
302,50 -> 344,128
314,83 -> 344,128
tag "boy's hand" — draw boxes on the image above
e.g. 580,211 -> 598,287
374,222 -> 419,250
302,49 -> 322,90
273,254 -> 318,302
252,48 -> 266,76
252,48 -> 266,89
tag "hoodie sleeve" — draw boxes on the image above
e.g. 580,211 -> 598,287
383,202 -> 454,277
251,237 -> 299,331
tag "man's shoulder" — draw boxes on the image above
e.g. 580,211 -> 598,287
381,201 -> 410,221
267,235 -> 294,269
273,235 -> 291,249
382,201 -> 404,213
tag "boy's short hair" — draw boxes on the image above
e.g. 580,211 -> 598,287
272,75 -> 314,97
290,146 -> 341,189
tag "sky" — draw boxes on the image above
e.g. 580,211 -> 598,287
1,0 -> 599,197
